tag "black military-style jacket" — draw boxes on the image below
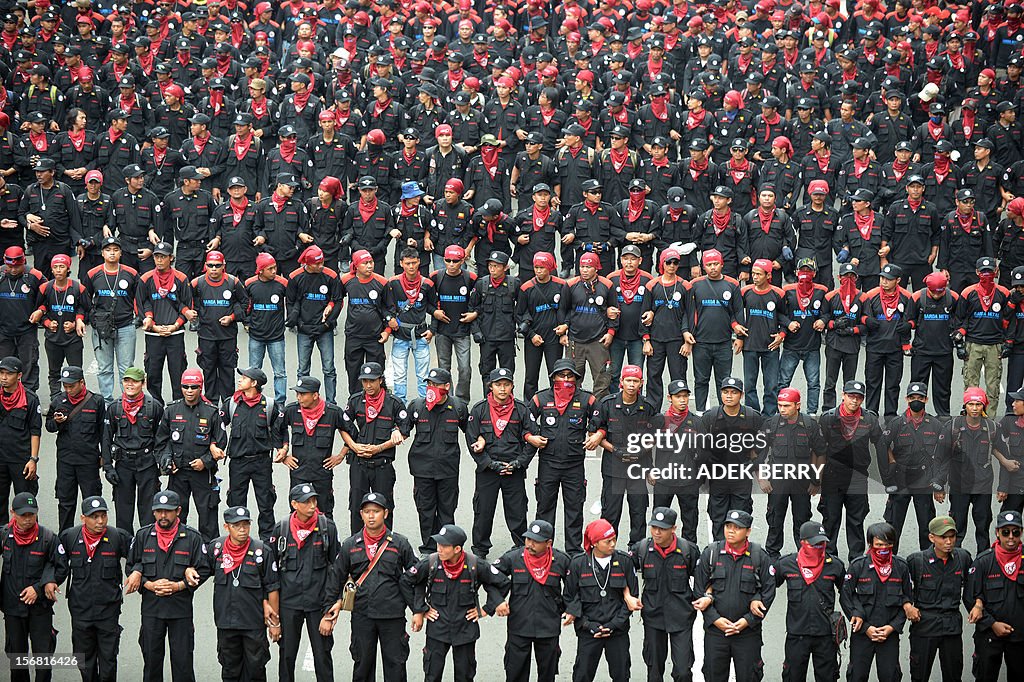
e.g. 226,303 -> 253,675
45,389 -> 105,466
0,523 -> 59,618
564,549 -> 638,637
405,396 -> 469,480
878,412 -> 943,491
492,546 -> 572,638
155,398 -> 224,473
774,551 -> 846,636
207,535 -> 279,630
127,520 -> 212,619
271,512 -> 340,613
55,525 -> 133,622
840,553 -> 912,631
906,547 -> 971,637
695,540 -> 777,632
627,536 -> 702,633
327,528 -> 417,620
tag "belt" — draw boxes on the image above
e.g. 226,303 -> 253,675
356,457 -> 394,469
178,239 -> 206,248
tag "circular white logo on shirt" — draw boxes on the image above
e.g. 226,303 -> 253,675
223,290 -> 232,299
813,299 -> 821,309
399,410 -> 407,419
850,304 -> 858,313
171,431 -> 180,441
369,290 -> 378,300
119,279 -> 128,289
460,286 -> 468,295
595,295 -> 604,305
553,294 -> 560,302
722,291 -> 731,301
766,301 -> 775,311
20,284 -> 29,293
546,416 -> 556,425
672,291 -> 682,301
994,302 -> 1002,312
270,294 -> 280,304
897,303 -> 904,312
66,295 -> 74,304
319,285 -> 328,294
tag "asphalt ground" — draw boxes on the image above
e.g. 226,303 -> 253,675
16,322 -> 1010,681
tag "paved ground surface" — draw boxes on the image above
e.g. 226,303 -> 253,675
19,326 -> 1010,681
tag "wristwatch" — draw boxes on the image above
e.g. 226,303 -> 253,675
29,456 -> 39,463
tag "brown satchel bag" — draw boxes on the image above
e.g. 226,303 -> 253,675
341,539 -> 390,612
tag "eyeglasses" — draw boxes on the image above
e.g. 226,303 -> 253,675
181,384 -> 201,390
1000,528 -> 1022,537
206,263 -> 223,268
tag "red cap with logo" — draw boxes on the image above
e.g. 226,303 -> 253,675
579,252 -> 601,268
299,245 -> 324,265
533,252 -> 556,270
206,251 -> 225,264
444,245 -> 465,261
778,387 -> 801,403
702,249 -> 723,265
181,369 -> 204,385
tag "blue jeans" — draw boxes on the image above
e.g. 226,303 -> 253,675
392,337 -> 430,402
779,347 -> 822,414
92,325 -> 136,402
248,337 -> 288,407
609,337 -> 644,393
742,349 -> 780,415
296,330 -> 337,404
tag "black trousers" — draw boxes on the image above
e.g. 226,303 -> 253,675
505,633 -> 560,682
197,336 -> 238,407
423,636 -> 475,682
72,617 -> 121,682
653,489 -> 700,544
139,615 -> 194,682
702,629 -> 764,682
949,492 -> 993,553
782,633 -> 838,682
523,339 -> 562,401
0,461 -> 39,527
31,241 -> 70,282
0,331 -> 40,391
44,338 -> 83,397
643,624 -> 695,682
1001,494 -> 1024,514
472,467 -> 528,557
278,608 -> 333,682
349,460 -> 395,534
818,492 -> 869,562
847,631 -> 900,682
646,340 -> 687,410
227,455 -> 277,541
822,346 -> 858,412
345,336 -> 386,396
176,248 -> 206,282
413,476 -> 459,552
113,463 -> 159,534
572,631 -> 630,682
909,632 -> 962,682
4,612 -> 56,682
55,459 -> 102,532
600,474 -> 648,545
217,628 -> 270,682
478,339 -> 516,395
883,492 -> 936,553
865,349 -> 903,418
144,333 -> 187,404
535,462 -> 586,555
708,491 -> 753,541
972,630 -> 1024,682
765,492 -> 812,558
911,353 -> 954,416
350,616 -> 409,682
692,341 -> 732,412
167,467 -> 220,542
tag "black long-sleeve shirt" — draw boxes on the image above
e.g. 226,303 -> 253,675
244,274 -> 287,343
284,266 -> 343,336
326,528 -> 417,620
128,521 -> 212,620
19,180 -> 83,246
270,513 -> 340,613
191,273 -> 247,341
694,540 -> 777,632
45,389 -> 104,466
564,549 -> 638,636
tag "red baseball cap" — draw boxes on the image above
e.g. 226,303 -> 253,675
85,170 -> 103,184
206,251 -> 225,264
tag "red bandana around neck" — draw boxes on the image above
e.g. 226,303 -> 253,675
156,519 -> 180,553
729,157 -> 751,184
838,402 -> 862,441
364,388 -> 386,421
654,536 -> 678,559
289,511 -> 318,549
994,541 -> 1022,580
618,269 -> 643,304
233,132 -> 253,160
442,552 -> 466,579
0,381 -> 27,411
399,271 -> 422,306
12,522 -> 38,546
221,537 -> 250,573
532,205 -> 550,231
651,96 -> 669,121
488,393 -> 515,438
270,191 -> 288,213
299,397 -> 326,436
757,206 -> 775,234
523,546 -> 553,583
68,128 -> 87,152
854,211 -> 875,241
121,391 -> 144,424
711,209 -> 731,236
686,108 -> 706,130
723,540 -> 750,558
29,131 -> 48,152
232,389 -> 262,407
363,526 -> 387,560
81,526 -> 104,558
193,132 -> 210,156
664,405 -> 689,430
229,197 -> 249,226
358,196 -> 378,224
610,146 -> 630,173
293,87 -> 312,111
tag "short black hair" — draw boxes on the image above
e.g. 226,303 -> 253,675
866,522 -> 896,546
400,247 -> 420,261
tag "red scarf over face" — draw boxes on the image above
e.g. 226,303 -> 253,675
299,397 -> 326,436
868,546 -> 893,582
426,384 -> 448,411
838,402 -> 862,441
358,196 -> 378,223
933,154 -> 951,181
879,285 -> 901,320
121,391 -> 144,424
651,95 -> 669,122
839,277 -> 858,313
290,511 -> 318,549
363,525 -> 387,560
209,89 -> 225,116
553,379 -> 576,414
442,551 -> 466,579
364,388 -> 386,422
797,541 -> 826,584
81,526 -> 104,559
481,145 -> 500,179
280,138 -> 297,164
523,546 -> 553,583
11,522 -> 38,546
488,393 -> 514,438
610,146 -> 630,173
293,87 -> 312,111
0,381 -> 27,411
994,541 -> 1022,580
29,131 -> 48,152
977,271 -> 997,311
221,537 -> 250,573
156,519 -> 180,552
68,128 -> 86,152
854,210 -> 875,241
711,209 -> 731,236
627,191 -> 646,222
729,157 -> 750,184
961,109 -> 976,139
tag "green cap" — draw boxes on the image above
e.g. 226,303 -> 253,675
123,367 -> 146,381
928,516 -> 957,536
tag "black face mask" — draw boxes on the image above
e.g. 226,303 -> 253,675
908,399 -> 926,413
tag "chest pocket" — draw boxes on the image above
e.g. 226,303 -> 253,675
290,423 -> 308,447
739,568 -> 759,594
884,580 -> 905,606
101,553 -> 121,581
893,215 -> 911,233
456,579 -> 477,607
5,410 -> 25,430
141,552 -> 158,578
669,566 -> 691,594
442,420 -> 461,444
315,428 -> 334,450
429,577 -> 448,606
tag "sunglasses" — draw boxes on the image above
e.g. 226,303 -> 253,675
181,384 -> 201,390
206,263 -> 223,268
1000,528 -> 1022,537
444,258 -> 462,263
664,259 -> 680,265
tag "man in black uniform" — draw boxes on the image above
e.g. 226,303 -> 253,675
226,367 -> 284,542
104,163 -> 160,273
45,366 -> 105,531
492,519 -> 573,682
270,483 -> 340,682
280,376 -> 347,520
527,359 -> 598,555
404,523 -> 508,682
468,250 -> 518,395
840,521 -> 913,682
339,364 -> 411,533
909,272 -> 957,417
19,157 -> 83,281
515,251 -> 567,401
626,507 -> 702,682
189,250 -> 247,409
905,515 -> 972,682
757,387 -> 827,558
123,490 -> 212,682
338,250 -> 389,396
773,521 -> 846,682
54,496 -> 133,682
0,247 -> 45,393
102,367 -> 163,534
966,510 -> 1024,681
160,165 -> 216,281
321,492 -> 418,682
156,368 -> 226,543
467,367 -> 532,559
0,492 -> 59,682
879,383 -> 942,552
207,506 -> 280,682
0,356 -> 42,527
694,509 -> 776,682
406,368 -> 469,554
